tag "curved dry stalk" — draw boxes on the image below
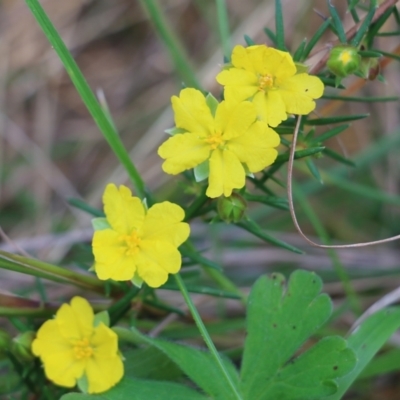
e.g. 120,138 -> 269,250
348,285 -> 400,334
0,226 -> 32,258
287,116 -> 400,249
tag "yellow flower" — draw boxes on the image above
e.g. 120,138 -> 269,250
92,184 -> 190,287
32,297 -> 123,394
158,88 -> 280,198
216,45 -> 324,127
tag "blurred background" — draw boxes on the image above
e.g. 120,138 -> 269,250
0,1 -> 400,397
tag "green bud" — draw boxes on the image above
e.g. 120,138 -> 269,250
327,46 -> 361,79
217,193 -> 247,223
12,331 -> 36,362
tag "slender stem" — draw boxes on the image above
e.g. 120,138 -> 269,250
25,0 -> 146,199
216,0 -> 231,60
139,0 -> 201,90
174,274 -> 243,400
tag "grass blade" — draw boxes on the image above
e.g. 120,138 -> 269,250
25,0 -> 147,199
275,0 -> 286,50
327,0 -> 347,43
305,114 -> 369,125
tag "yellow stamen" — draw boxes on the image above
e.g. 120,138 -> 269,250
73,338 -> 93,360
119,231 -> 142,256
205,131 -> 224,150
258,74 -> 274,90
339,50 -> 352,64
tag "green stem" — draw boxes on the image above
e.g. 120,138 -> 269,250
0,250 -> 112,294
25,0 -> 146,199
216,0 -> 231,60
108,285 -> 141,326
139,0 -> 201,90
174,274 -> 243,400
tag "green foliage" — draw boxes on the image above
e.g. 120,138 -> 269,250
3,0 -> 400,398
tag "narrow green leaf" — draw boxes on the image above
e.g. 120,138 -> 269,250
305,113 -> 369,125
318,76 -> 346,89
348,0 -> 361,11
303,18 -> 332,59
351,5 -> 377,46
216,0 -> 231,61
373,48 -> 400,62
347,0 -> 360,23
138,0 -> 200,89
306,158 -> 323,183
240,271 -> 356,400
366,5 -> 395,44
311,124 -> 350,144
325,307 -> 400,400
244,34 -> 255,46
322,94 -> 398,102
275,0 -> 286,50
243,194 -> 289,211
394,6 -> 400,24
376,30 -> 400,36
68,198 -> 104,217
327,0 -> 347,43
274,147 -> 325,164
263,27 -> 277,45
162,283 -> 241,299
181,244 -> 222,271
237,220 -> 303,254
323,148 -> 356,166
293,38 -> 307,62
25,0 -> 146,199
60,377 -> 207,400
357,50 -> 381,57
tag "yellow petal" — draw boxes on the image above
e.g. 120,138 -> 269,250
142,202 -> 190,247
32,320 -> 70,357
230,45 -> 265,74
86,324 -> 123,394
43,352 -> 84,388
262,47 -> 296,81
252,91 -> 287,127
278,73 -> 325,115
158,133 -> 210,174
172,88 -> 214,135
103,184 -> 145,234
95,257 -> 136,281
207,149 -> 245,198
215,100 -> 256,140
136,241 -> 182,287
216,69 -> 258,102
92,229 -> 125,265
228,121 -> 280,172
56,297 -> 94,341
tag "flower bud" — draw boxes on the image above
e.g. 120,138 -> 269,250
217,193 -> 247,223
327,46 -> 361,79
12,331 -> 35,362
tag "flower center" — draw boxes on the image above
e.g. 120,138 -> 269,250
73,338 -> 93,360
205,131 -> 224,150
258,73 -> 274,90
119,231 -> 142,256
339,50 -> 352,65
